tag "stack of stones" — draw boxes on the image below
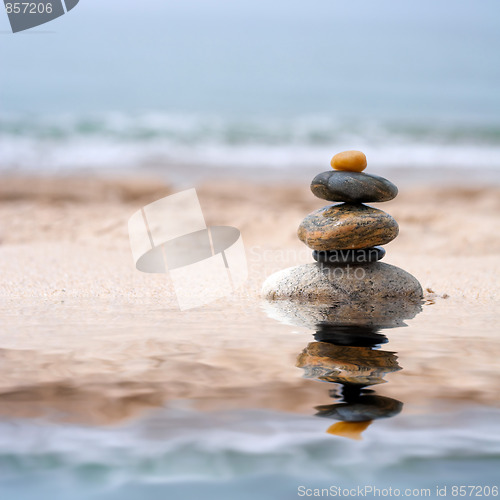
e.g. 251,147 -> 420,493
298,150 -> 399,268
262,150 -> 423,305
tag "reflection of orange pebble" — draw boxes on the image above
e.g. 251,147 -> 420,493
326,420 -> 373,440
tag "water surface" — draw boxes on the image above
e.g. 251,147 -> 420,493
0,296 -> 498,499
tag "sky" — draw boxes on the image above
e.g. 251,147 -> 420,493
1,0 -> 500,120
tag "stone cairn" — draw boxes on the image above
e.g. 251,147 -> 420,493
262,150 -> 422,304
299,150 -> 398,268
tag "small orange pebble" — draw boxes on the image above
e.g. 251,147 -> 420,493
331,150 -> 367,172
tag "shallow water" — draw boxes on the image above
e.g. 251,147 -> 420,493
0,294 -> 499,499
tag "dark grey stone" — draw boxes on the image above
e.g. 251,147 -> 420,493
313,246 -> 385,264
311,171 -> 398,203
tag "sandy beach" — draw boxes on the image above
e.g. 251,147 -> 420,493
1,174 -> 499,298
0,174 -> 498,425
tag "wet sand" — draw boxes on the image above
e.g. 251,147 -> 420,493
0,175 -> 499,424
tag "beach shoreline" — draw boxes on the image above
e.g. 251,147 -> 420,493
1,172 -> 498,302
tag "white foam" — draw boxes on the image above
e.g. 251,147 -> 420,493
1,112 -> 500,173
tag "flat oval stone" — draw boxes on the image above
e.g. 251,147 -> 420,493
313,246 -> 385,264
298,203 -> 398,250
311,171 -> 398,203
331,150 -> 367,172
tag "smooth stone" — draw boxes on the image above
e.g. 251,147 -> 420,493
311,171 -> 398,203
298,203 -> 398,250
261,262 -> 423,316
331,150 -> 367,172
313,246 -> 385,264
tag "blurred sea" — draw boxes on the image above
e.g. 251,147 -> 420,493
1,0 -> 500,176
2,112 -> 500,173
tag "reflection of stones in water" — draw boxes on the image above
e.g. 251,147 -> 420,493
262,296 -> 422,331
262,298 -> 418,440
261,273 -> 422,440
295,327 -> 404,440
